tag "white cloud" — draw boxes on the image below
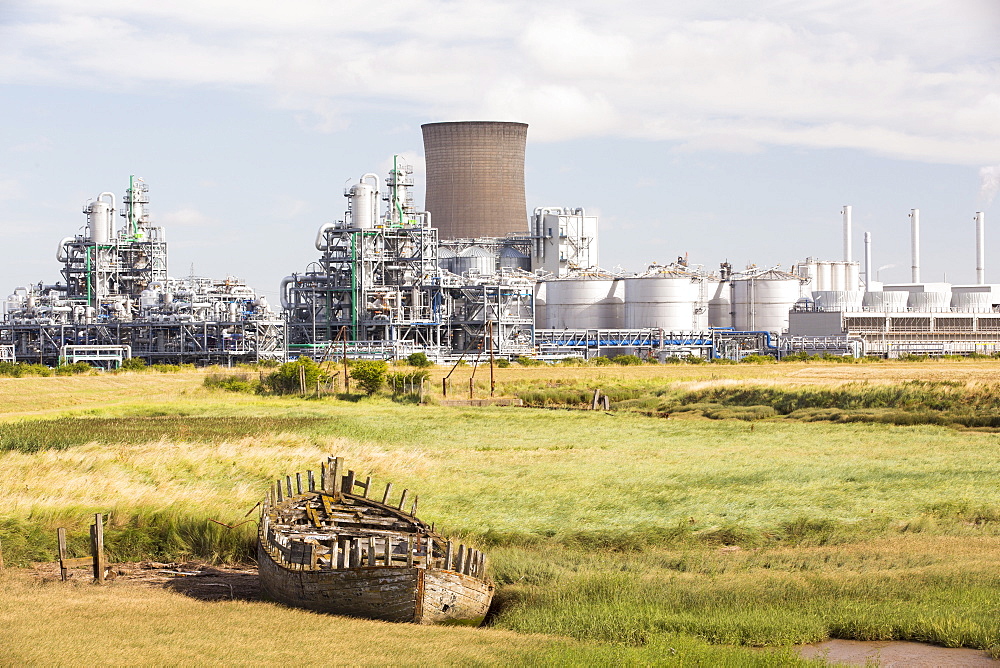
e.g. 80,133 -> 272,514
1,1 -> 998,164
981,165 -> 1000,205
159,207 -> 215,227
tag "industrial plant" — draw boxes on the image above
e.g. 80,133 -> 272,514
1,121 -> 994,366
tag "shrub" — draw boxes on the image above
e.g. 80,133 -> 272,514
406,352 -> 433,368
515,356 -> 544,366
740,354 -> 776,364
204,373 -> 259,393
54,362 -> 92,375
351,359 -> 388,396
119,357 -> 148,372
612,355 -> 644,366
495,358 -> 511,368
590,356 -> 614,366
263,357 -> 329,395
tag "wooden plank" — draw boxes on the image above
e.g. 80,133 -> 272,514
406,536 -> 414,568
320,462 -> 327,491
320,494 -> 333,516
331,457 -> 344,498
351,538 -> 362,567
60,556 -> 94,568
368,536 -> 376,567
445,541 -> 453,571
305,506 -> 321,527
328,537 -> 338,570
384,536 -> 392,566
381,482 -> 393,505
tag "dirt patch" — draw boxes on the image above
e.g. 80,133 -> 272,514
29,560 -> 260,602
798,639 -> 997,666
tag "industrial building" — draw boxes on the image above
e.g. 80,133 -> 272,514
2,124 -> 995,366
0,177 -> 284,366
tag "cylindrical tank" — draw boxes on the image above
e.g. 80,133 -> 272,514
844,261 -> 861,291
421,121 -> 529,239
454,246 -> 495,276
812,290 -> 863,311
908,291 -> 951,311
87,201 -> 112,244
437,246 -> 457,274
830,262 -> 847,291
534,280 -> 546,328
731,270 -> 801,333
815,261 -> 833,292
708,280 -> 731,328
543,278 -> 624,329
862,291 -> 909,311
623,274 -> 700,330
499,245 -> 531,272
349,183 -> 377,229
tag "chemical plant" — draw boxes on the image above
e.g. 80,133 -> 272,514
1,121 -> 995,366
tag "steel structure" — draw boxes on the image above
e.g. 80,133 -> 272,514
1,177 -> 284,365
282,157 -> 534,361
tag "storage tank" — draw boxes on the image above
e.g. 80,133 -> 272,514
437,246 -> 457,274
454,246 -> 495,276
348,182 -> 377,229
844,261 -> 861,291
708,280 -> 731,328
543,277 -> 624,329
499,245 -> 530,272
421,121 -> 529,239
830,262 -> 847,291
815,261 -> 833,292
86,200 -> 112,244
534,280 -> 546,328
623,271 -> 700,330
862,291 -> 909,311
731,269 -> 802,333
812,290 -> 863,311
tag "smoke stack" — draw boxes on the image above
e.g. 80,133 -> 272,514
864,231 -> 872,291
976,211 -> 985,284
909,208 -> 920,283
842,205 -> 852,262
421,121 -> 528,240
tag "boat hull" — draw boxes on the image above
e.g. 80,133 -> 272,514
257,542 -> 493,625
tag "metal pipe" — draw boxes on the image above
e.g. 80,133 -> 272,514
864,232 -> 872,291
975,211 -> 985,284
909,208 -> 920,283
842,205 -> 852,262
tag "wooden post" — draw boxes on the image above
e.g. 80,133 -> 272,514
0,536 -> 3,571
331,457 -> 344,499
368,536 -> 376,567
398,489 -> 409,511
342,469 -> 356,495
308,470 -> 315,492
298,364 -> 306,396
91,513 -> 105,584
362,476 -> 372,498
488,321 -> 495,397
276,480 -> 283,502
57,528 -> 68,581
469,377 -> 474,399
445,541 -> 453,571
351,538 -> 362,567
320,462 -> 327,491
295,472 -> 302,495
442,377 -> 447,397
381,482 -> 393,505
384,537 -> 392,565
342,333 -> 350,394
328,537 -> 337,570
338,538 -> 349,569
285,475 -> 293,498
406,536 -> 414,567
456,545 -> 466,575
410,495 -> 418,516
603,395 -> 610,410
592,389 -> 600,410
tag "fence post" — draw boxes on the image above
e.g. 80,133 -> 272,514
57,528 -> 68,581
90,513 -> 105,584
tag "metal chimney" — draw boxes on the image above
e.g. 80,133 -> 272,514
975,211 -> 985,284
864,231 -> 872,291
421,121 -> 529,240
909,208 -> 920,283
842,205 -> 852,262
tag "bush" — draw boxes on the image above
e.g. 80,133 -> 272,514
119,357 -> 148,372
740,354 -> 776,364
612,355 -> 644,366
406,352 -> 433,368
204,373 -> 259,393
590,356 -> 613,366
263,357 -> 329,395
515,356 -> 544,367
495,358 -> 511,368
351,360 -> 388,396
54,362 -> 92,376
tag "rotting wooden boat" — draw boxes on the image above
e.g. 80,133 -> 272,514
257,456 -> 493,625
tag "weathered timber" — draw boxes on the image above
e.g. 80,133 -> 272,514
258,456 -> 493,625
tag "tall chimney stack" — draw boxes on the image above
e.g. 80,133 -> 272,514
842,205 -> 852,262
909,208 -> 920,283
864,231 -> 872,291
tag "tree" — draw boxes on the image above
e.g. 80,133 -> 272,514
264,357 -> 328,394
351,360 -> 388,395
406,352 -> 433,368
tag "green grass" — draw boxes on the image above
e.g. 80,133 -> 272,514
2,374 -> 1000,662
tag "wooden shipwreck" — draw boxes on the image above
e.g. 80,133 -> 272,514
257,456 -> 493,625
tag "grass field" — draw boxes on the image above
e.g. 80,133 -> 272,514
1,363 -> 999,664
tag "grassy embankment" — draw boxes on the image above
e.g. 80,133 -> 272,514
1,366 -> 999,663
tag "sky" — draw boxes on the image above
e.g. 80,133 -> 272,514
1,0 -> 998,304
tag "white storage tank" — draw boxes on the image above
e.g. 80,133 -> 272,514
708,280 -> 731,328
812,290 -> 863,311
499,245 -> 531,272
863,291 -> 909,311
816,262 -> 833,292
731,269 -> 802,333
623,271 -> 700,330
543,277 -> 624,329
86,200 -> 113,245
534,280 -> 546,328
349,182 -> 377,229
437,246 -> 457,274
454,246 -> 495,276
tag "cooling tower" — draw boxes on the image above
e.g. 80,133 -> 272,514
421,121 -> 528,239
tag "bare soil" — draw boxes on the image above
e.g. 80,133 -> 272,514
29,560 -> 260,602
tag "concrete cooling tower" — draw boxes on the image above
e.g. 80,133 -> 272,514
421,121 -> 528,239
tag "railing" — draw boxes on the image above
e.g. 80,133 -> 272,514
260,457 -> 487,581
